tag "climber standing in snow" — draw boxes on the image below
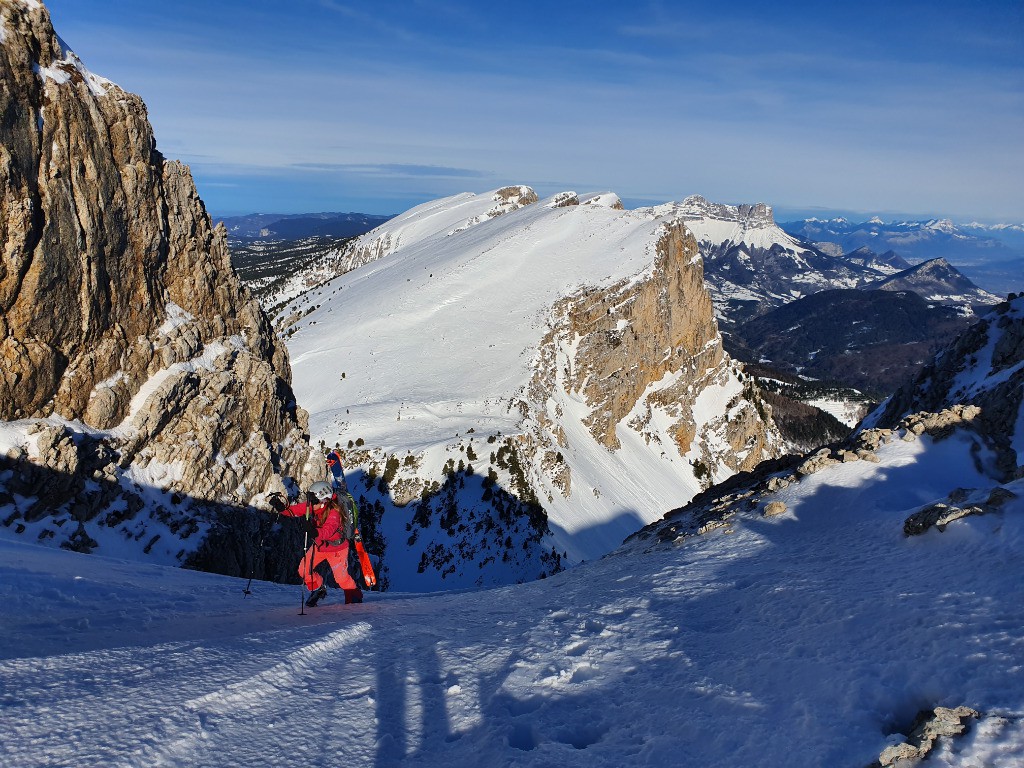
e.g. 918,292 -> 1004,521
269,480 -> 363,607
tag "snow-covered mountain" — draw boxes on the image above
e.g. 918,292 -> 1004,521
782,216 -> 1024,295
276,187 -> 783,590
263,186 -> 540,311
841,245 -> 912,273
645,196 -> 896,327
960,221 -> 1024,251
865,257 -> 1002,307
4,298 -> 1022,768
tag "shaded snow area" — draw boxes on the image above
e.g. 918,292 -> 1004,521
950,299 -> 1024,405
3,428 -> 1022,767
805,396 -> 869,428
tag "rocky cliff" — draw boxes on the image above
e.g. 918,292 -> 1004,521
0,0 -> 314,566
644,195 -> 890,329
629,296 -> 1024,555
273,188 -> 784,588
866,294 -> 1024,480
529,220 -> 776,490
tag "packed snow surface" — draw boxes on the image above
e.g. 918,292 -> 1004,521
3,429 -> 1022,766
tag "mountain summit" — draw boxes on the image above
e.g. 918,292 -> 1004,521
866,257 -> 1002,307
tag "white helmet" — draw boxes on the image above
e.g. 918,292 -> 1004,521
308,481 -> 334,503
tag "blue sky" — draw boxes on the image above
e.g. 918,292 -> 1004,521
41,0 -> 1024,222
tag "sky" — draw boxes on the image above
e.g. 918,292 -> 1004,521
38,0 -> 1024,222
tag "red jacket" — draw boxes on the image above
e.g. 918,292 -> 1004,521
280,499 -> 349,553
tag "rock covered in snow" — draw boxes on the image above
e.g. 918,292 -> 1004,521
640,195 -> 889,327
866,296 -> 1024,480
877,706 -> 980,766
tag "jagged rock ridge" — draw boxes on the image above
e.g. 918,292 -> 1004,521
0,0 -> 314,565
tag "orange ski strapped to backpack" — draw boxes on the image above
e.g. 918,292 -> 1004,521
327,449 -> 377,588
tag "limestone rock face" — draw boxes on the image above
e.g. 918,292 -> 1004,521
528,220 -> 782,496
0,1 -> 313,522
877,706 -> 980,766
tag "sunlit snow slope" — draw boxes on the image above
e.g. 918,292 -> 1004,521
277,188 -> 778,588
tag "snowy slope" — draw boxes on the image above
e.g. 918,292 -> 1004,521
865,257 -> 1002,307
2,426 -> 1022,767
277,188 -> 778,589
265,187 -> 538,309
650,195 -> 813,254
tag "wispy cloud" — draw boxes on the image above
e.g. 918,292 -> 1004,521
292,163 -> 490,179
317,0 -> 422,44
44,0 -> 1024,220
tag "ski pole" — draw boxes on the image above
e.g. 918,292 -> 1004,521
299,493 -> 316,615
243,516 -> 270,598
299,528 -> 308,616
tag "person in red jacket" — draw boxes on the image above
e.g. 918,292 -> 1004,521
271,480 -> 363,607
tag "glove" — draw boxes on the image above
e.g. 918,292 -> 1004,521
267,492 -> 287,513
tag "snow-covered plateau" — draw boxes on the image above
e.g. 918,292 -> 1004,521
275,186 -> 782,590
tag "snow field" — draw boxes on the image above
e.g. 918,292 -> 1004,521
3,426 -> 1023,766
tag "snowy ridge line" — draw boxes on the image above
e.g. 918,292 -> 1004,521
185,623 -> 372,714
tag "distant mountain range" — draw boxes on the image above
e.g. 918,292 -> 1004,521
781,216 -> 1024,295
639,197 -> 1003,330
219,211 -> 393,239
642,196 -> 900,328
241,195 -> 1006,406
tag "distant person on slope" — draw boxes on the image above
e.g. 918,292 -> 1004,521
269,480 -> 363,607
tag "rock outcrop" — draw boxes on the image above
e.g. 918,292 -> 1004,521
628,298 -> 1024,553
876,706 -> 980,767
868,295 -> 1024,480
0,1 -> 314,563
530,221 -> 778,484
